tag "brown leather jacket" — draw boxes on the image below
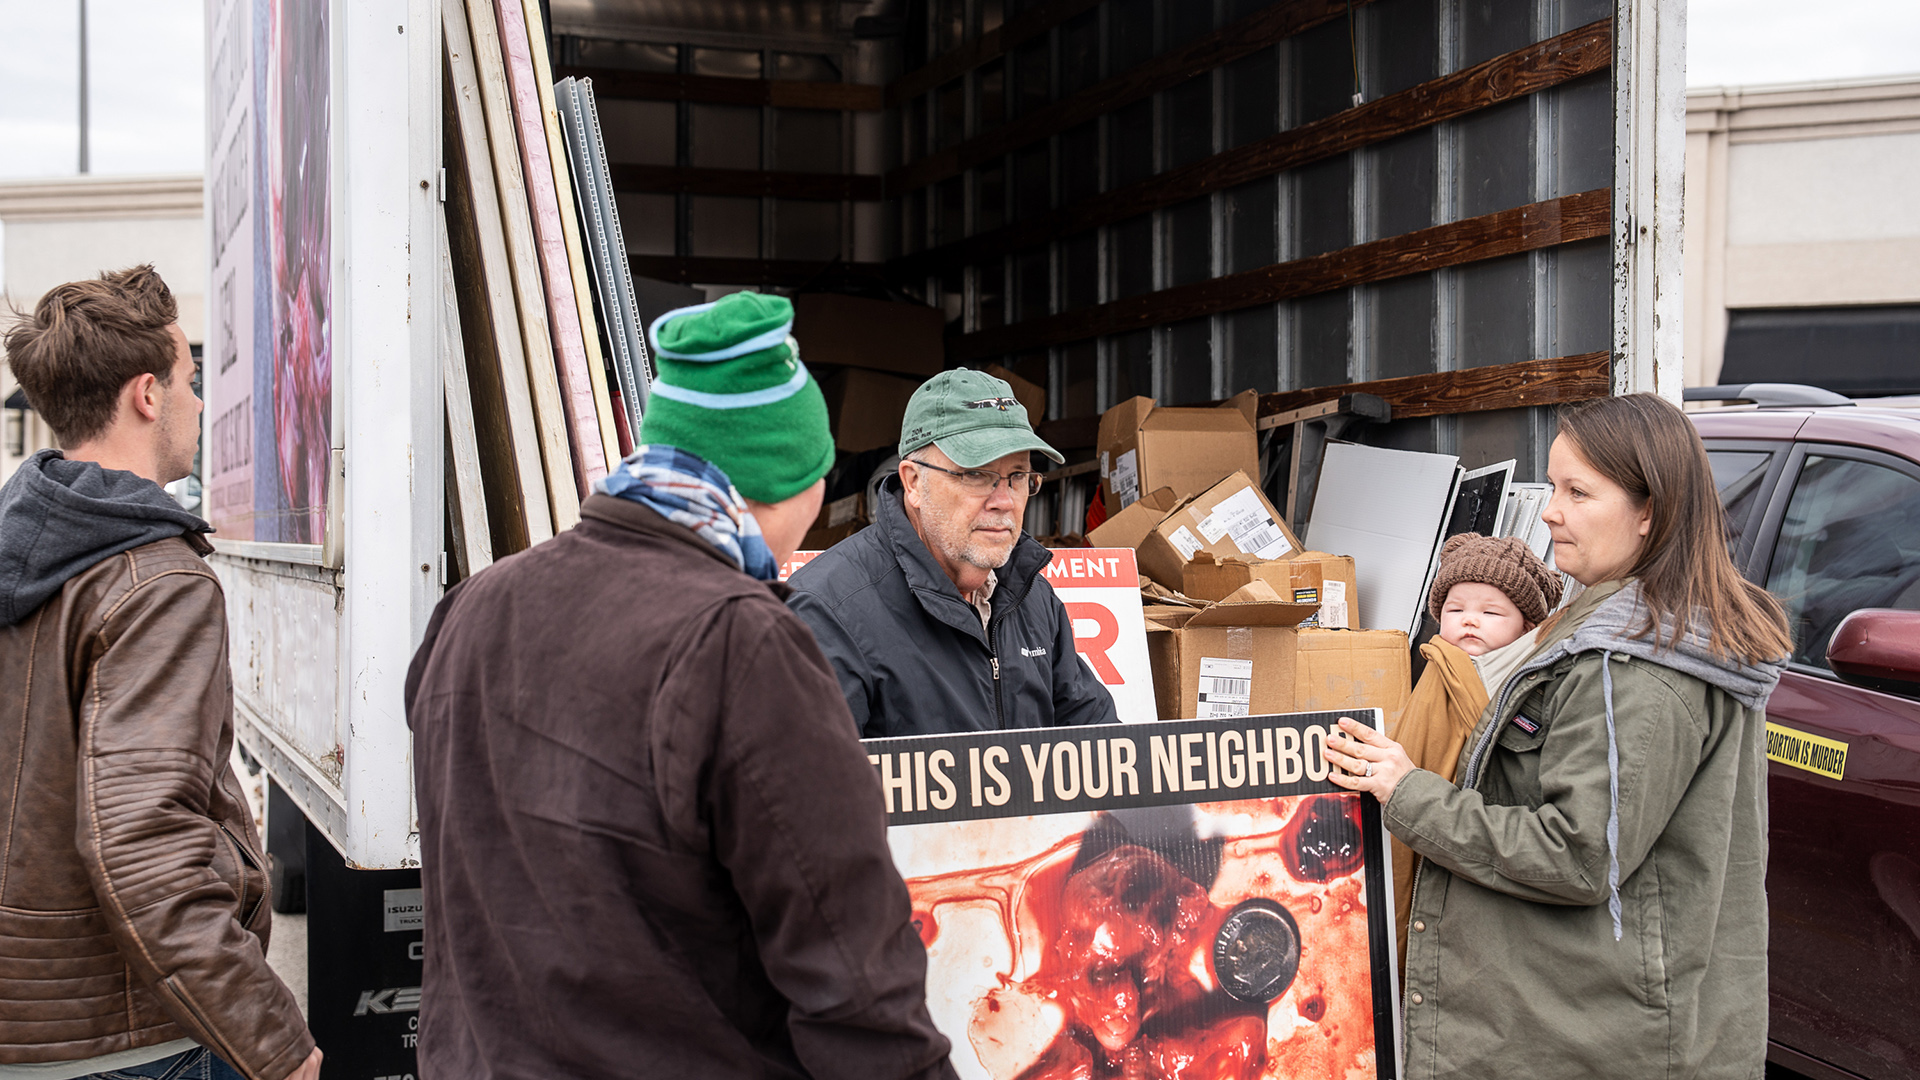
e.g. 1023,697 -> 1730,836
0,533 -> 315,1080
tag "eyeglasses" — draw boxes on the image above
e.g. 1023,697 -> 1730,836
908,457 -> 1044,497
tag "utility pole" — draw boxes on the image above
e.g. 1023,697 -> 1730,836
78,0 -> 90,174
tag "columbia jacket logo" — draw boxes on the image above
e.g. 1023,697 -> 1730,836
1021,646 -> 1047,658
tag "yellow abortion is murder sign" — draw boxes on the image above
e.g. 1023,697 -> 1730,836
1765,722 -> 1848,781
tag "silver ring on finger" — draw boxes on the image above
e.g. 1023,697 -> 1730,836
1365,763 -> 1375,777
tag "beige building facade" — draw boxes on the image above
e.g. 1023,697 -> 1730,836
1685,76 -> 1920,390
0,173 -> 206,483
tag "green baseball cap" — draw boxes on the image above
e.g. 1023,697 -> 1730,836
898,368 -> 1064,468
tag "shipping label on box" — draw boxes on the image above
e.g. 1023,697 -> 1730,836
1110,449 -> 1140,509
1040,548 -> 1158,724
1195,486 -> 1294,560
1097,397 -> 1155,514
1196,656 -> 1254,718
1291,552 -> 1358,630
1139,472 -> 1304,589
866,713 -> 1399,1080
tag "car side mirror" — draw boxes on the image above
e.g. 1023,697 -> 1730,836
1827,609 -> 1920,697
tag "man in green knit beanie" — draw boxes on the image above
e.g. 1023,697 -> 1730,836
407,291 -> 956,1079
591,290 -> 836,577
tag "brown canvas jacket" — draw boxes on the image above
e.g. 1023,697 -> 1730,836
0,534 -> 316,1080
405,493 -> 955,1080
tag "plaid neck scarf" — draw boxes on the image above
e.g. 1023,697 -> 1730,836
595,445 -> 778,581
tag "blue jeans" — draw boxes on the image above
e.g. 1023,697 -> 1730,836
81,1046 -> 245,1080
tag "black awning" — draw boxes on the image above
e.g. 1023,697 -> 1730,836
3,388 -> 29,411
1720,304 -> 1920,397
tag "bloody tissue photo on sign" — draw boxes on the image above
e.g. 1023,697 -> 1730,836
873,715 -> 1398,1080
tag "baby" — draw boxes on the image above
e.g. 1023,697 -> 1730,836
1432,533 -> 1563,690
1389,533 -> 1562,964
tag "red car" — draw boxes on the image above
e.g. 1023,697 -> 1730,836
1688,385 -> 1920,1080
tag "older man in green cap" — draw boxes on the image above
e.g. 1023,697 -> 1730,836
787,368 -> 1119,738
406,292 -> 955,1079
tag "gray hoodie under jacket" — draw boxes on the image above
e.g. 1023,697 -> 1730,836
0,448 -> 210,627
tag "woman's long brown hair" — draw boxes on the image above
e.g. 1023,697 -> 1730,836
1556,393 -> 1791,664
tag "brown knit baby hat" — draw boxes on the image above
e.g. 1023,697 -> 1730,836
1427,533 -> 1563,626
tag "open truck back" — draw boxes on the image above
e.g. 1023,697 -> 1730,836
201,0 -> 1681,1072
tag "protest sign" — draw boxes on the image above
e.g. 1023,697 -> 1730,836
866,712 -> 1400,1080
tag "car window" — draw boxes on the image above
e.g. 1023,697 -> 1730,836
1706,450 -> 1772,558
1765,454 -> 1920,669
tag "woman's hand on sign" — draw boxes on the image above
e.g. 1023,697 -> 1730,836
1324,716 -> 1415,803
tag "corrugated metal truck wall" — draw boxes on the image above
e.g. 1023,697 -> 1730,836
888,0 -> 1618,486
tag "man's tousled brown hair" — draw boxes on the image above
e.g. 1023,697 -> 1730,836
1557,392 -> 1791,664
3,264 -> 179,447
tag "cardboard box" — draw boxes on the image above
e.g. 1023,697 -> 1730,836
1292,551 -> 1358,630
1085,486 -> 1178,556
1097,397 -> 1155,513
1181,550 -> 1359,629
1096,396 -> 1260,515
821,368 -> 924,453
1295,628 -> 1411,718
1137,472 -> 1304,590
793,294 -> 945,377
1144,581 -> 1319,720
1220,389 -> 1259,429
1145,588 -> 1410,721
984,363 -> 1047,424
1181,554 -> 1314,605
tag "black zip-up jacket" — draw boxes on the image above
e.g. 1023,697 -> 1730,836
786,477 -> 1119,738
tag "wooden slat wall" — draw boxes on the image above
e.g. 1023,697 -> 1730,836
1254,353 -> 1613,420
893,18 -> 1612,278
948,188 -> 1613,361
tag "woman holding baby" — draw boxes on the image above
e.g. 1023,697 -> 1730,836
1326,392 -> 1792,1080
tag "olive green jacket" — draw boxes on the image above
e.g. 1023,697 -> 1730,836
1386,580 -> 1783,1080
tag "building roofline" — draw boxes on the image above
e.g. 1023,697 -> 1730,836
0,173 -> 204,222
1688,72 -> 1920,104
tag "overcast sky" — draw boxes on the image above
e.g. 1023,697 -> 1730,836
0,0 -> 1916,182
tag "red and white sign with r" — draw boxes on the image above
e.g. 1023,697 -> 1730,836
1040,547 -> 1157,724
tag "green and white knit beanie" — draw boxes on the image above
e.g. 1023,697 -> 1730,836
638,291 -> 834,504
